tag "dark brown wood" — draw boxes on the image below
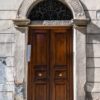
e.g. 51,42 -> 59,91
28,26 -> 73,100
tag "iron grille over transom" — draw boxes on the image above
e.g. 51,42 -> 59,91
28,0 -> 73,20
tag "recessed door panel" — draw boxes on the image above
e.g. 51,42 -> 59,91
55,33 -> 67,64
36,33 -> 48,64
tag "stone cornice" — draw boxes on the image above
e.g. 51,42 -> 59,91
13,19 -> 30,27
73,19 -> 90,26
13,0 -> 89,27
13,18 -> 90,27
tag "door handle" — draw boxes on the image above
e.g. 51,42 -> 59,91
58,73 -> 63,77
38,73 -> 43,77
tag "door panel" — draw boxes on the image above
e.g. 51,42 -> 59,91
55,33 -> 67,64
28,27 -> 73,100
28,29 -> 50,100
36,33 -> 48,64
34,84 -> 48,100
51,29 -> 70,100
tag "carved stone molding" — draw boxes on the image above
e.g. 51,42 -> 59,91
17,0 -> 87,20
67,0 -> 86,19
73,19 -> 90,26
13,19 -> 30,26
13,19 -> 90,27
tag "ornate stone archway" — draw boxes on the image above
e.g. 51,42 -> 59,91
14,0 -> 89,26
13,0 -> 89,100
17,0 -> 86,19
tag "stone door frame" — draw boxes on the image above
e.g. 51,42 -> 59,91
13,0 -> 89,100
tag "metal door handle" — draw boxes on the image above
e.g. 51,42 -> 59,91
58,73 -> 63,77
38,73 -> 43,77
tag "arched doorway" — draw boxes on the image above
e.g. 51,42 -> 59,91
27,1 -> 73,100
13,0 -> 89,100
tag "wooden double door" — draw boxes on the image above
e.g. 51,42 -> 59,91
28,27 -> 73,100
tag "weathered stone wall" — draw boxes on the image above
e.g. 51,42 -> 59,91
0,0 -> 100,100
0,0 -> 22,99
80,0 -> 100,99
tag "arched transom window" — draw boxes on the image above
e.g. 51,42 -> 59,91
28,0 -> 73,20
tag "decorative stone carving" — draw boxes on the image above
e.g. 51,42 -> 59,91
13,19 -> 30,26
67,0 -> 85,19
30,20 -> 73,26
13,0 -> 90,27
73,19 -> 90,26
17,0 -> 87,20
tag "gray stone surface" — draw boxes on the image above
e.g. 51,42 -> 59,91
15,83 -> 24,100
96,10 -> 100,19
86,92 -> 100,100
76,27 -> 86,100
0,83 -> 14,92
87,44 -> 100,57
87,58 -> 100,67
91,93 -> 100,100
86,83 -> 100,100
0,11 -> 17,19
0,27 -> 15,34
14,27 -> 27,84
86,82 -> 100,92
85,11 -> 96,20
0,34 -> 15,43
0,43 -> 15,57
87,68 -> 100,82
6,57 -> 14,67
0,0 -> 22,10
0,60 -> 14,83
0,92 -> 13,100
87,21 -> 100,34
81,0 -> 100,10
5,67 -> 14,82
0,20 -> 15,33
87,35 -> 100,43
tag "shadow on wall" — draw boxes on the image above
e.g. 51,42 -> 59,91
77,1 -> 100,100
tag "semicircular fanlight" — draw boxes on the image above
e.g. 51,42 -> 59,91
28,0 -> 73,20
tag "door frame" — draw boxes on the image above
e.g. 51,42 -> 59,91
13,22 -> 87,100
13,0 -> 88,99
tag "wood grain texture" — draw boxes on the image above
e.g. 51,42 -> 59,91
28,27 -> 73,100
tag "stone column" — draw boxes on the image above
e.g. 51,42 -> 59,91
73,19 -> 89,100
75,26 -> 87,100
13,19 -> 30,100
